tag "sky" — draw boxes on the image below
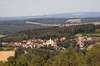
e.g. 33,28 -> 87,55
0,0 -> 100,17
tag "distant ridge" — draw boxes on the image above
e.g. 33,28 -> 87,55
1,12 -> 100,20
35,12 -> 100,18
0,12 -> 100,35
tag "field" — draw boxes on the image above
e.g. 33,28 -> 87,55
91,29 -> 100,37
0,50 -> 15,62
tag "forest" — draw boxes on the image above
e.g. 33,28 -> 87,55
0,46 -> 100,66
1,24 -> 96,42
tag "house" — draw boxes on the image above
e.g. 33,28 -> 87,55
59,36 -> 66,41
45,38 -> 57,46
75,36 -> 85,50
10,38 -> 58,49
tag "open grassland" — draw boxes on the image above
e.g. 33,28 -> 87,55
96,29 -> 100,33
91,29 -> 100,37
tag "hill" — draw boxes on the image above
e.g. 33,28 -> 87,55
0,12 -> 100,35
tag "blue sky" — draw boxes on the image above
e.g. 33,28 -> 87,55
0,0 -> 100,17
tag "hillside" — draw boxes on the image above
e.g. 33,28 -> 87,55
0,12 -> 100,35
1,24 -> 96,42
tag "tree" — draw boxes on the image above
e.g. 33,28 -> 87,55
15,55 -> 28,66
86,46 -> 100,66
45,48 -> 87,66
7,56 -> 16,66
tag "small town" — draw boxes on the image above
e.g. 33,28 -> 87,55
1,34 -> 99,50
5,35 -> 99,50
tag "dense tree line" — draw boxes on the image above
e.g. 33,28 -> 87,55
1,24 -> 96,42
0,45 -> 100,66
95,25 -> 100,29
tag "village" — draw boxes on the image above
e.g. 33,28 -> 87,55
2,34 -> 99,50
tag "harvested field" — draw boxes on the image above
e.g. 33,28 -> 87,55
0,50 -> 15,62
